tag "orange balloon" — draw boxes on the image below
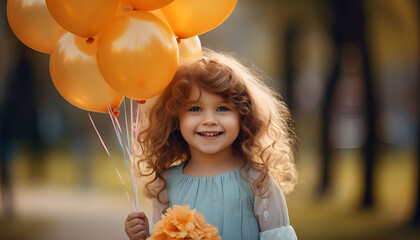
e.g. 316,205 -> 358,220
6,0 -> 66,53
161,0 -> 237,39
96,11 -> 178,100
50,33 -> 124,113
130,0 -> 174,11
179,36 -> 202,59
149,10 -> 170,28
120,0 -> 132,8
46,0 -> 121,38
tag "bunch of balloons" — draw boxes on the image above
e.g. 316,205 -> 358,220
7,0 -> 237,113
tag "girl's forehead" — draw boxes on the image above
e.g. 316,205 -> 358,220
187,85 -> 226,103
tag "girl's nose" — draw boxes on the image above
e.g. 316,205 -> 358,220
202,111 -> 218,125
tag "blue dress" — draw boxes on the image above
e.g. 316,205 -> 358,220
166,162 -> 260,240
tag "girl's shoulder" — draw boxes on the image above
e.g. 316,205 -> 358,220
168,161 -> 185,171
151,163 -> 181,188
243,167 -> 284,195
166,161 -> 186,179
243,166 -> 264,181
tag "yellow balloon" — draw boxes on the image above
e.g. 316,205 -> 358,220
130,0 -> 174,11
97,11 -> 178,100
50,33 -> 124,113
162,0 -> 237,39
179,36 -> 202,59
46,0 -> 121,38
6,0 -> 66,53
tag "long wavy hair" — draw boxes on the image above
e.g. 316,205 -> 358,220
137,49 -> 298,203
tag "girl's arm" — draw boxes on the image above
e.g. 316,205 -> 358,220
152,188 -> 169,225
152,170 -> 170,225
254,173 -> 298,240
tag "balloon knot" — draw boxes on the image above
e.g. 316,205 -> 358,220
113,109 -> 120,118
136,100 -> 146,104
176,37 -> 181,45
86,37 -> 95,44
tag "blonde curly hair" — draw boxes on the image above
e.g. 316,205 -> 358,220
137,49 -> 298,203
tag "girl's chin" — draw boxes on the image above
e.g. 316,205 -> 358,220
191,146 -> 224,155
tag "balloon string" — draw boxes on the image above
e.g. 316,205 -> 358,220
108,107 -> 123,147
102,92 -> 137,211
130,99 -> 143,211
135,100 -> 145,146
123,99 -> 131,159
115,168 -> 132,191
87,112 -> 110,158
133,158 -> 140,211
130,99 -> 134,148
108,107 -> 136,211
89,110 -> 134,209
133,100 -> 146,211
117,107 -> 139,212
124,188 -> 135,212
133,100 -> 142,212
123,99 -> 138,211
135,104 -> 141,145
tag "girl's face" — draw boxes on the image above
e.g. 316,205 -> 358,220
178,85 -> 240,158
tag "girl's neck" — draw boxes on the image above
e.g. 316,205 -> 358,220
183,147 -> 244,177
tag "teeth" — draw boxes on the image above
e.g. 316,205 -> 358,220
200,132 -> 220,136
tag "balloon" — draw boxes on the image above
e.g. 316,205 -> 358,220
120,0 -> 132,8
149,10 -> 170,28
97,11 -> 178,100
6,0 -> 66,53
179,36 -> 202,59
46,0 -> 121,38
130,0 -> 174,11
161,0 -> 237,39
50,33 -> 124,113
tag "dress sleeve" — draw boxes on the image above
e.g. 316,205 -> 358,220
254,173 -> 298,240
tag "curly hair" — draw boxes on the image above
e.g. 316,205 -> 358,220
137,49 -> 298,203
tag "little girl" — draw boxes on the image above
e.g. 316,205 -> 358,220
125,49 -> 298,240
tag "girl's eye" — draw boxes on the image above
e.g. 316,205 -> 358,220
189,107 -> 201,112
217,107 -> 229,112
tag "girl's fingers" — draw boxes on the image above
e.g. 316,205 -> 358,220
141,212 -> 148,222
126,212 -> 145,222
126,217 -> 146,228
125,212 -> 149,239
128,224 -> 146,235
129,230 -> 149,240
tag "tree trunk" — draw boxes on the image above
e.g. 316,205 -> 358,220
413,0 -> 420,225
320,53 -> 340,195
283,22 -> 299,113
320,0 -> 377,208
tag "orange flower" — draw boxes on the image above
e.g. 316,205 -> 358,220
148,205 -> 221,240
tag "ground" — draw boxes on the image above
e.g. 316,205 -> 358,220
1,148 -> 419,239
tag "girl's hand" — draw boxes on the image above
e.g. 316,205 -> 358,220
125,212 -> 150,240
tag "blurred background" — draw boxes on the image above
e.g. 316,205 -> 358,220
1,0 -> 420,239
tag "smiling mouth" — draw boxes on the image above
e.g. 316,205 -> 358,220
197,132 -> 223,136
